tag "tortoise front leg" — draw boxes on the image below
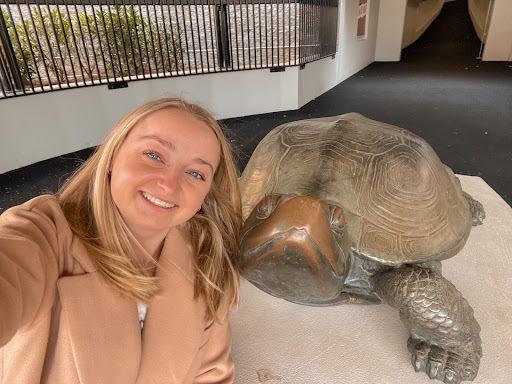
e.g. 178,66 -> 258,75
373,266 -> 482,384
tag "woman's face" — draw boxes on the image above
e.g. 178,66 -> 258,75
110,108 -> 221,239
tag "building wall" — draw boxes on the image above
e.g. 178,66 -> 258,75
336,0 -> 380,82
374,0 -> 407,61
482,0 -> 512,61
0,0 -> 381,174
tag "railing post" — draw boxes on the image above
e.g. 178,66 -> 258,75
0,10 -> 24,92
215,3 -> 231,68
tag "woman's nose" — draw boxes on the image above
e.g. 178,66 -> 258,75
155,169 -> 181,193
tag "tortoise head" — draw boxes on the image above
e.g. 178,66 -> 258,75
239,194 -> 347,285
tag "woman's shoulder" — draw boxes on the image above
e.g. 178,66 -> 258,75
1,194 -> 69,231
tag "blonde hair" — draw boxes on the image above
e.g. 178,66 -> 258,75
58,98 -> 242,321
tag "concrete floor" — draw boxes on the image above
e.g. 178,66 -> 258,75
1,0 -> 511,213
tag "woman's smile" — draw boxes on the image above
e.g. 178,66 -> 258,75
140,191 -> 176,209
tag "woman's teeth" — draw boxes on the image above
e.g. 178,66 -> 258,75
142,192 -> 175,209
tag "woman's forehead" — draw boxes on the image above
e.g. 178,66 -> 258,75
125,108 -> 221,167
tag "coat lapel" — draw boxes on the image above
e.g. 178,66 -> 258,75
57,272 -> 141,384
136,228 -> 205,384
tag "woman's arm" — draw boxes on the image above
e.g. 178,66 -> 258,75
193,303 -> 235,384
0,197 -> 62,346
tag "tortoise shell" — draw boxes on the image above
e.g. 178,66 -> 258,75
240,113 -> 471,265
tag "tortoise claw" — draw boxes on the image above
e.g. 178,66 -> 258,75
408,337 -> 479,384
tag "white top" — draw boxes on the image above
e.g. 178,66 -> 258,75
137,303 -> 148,329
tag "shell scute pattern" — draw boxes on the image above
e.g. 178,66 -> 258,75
241,113 -> 472,263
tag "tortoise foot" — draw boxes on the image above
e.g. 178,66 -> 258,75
408,337 -> 480,384
463,191 -> 485,226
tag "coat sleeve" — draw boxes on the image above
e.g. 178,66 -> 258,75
193,302 -> 235,384
0,197 -> 63,347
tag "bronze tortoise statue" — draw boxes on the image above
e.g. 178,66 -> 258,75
239,113 -> 484,384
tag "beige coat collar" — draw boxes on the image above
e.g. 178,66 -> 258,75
58,228 -> 204,384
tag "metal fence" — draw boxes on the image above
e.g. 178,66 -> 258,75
0,0 -> 338,99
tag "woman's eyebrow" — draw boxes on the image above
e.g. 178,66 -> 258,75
140,134 -> 214,172
139,135 -> 174,150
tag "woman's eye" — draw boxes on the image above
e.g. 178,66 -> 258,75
144,151 -> 161,162
188,171 -> 205,181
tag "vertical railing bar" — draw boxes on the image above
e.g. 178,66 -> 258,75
9,1 -> 35,93
257,1 -> 262,68
0,53 -> 8,97
305,0 -> 309,63
199,0 -> 209,72
103,2 -> 121,79
151,0 -> 165,76
282,0 -> 285,64
136,0 -> 153,77
231,0 -> 240,70
72,1 -> 92,84
0,3 -> 19,95
165,2 -> 180,75
307,0 -> 311,62
97,1 -> 118,80
284,0 -> 287,64
276,0 -> 279,66
81,0 -> 103,84
172,3 -> 186,75
192,1 -> 203,73
184,0 -> 197,73
129,3 -> 147,78
313,0 -> 316,60
317,0 -> 320,59
271,0 -> 274,67
264,0 -> 268,67
111,3 -> 132,80
121,1 -> 138,78
63,1 -> 86,84
290,0 -> 300,65
288,0 -> 291,65
55,2 -> 78,86
311,0 -> 315,60
316,0 -> 320,59
91,2 -> 111,83
239,0 -> 246,69
250,1 -> 255,68
17,1 -> 41,91
26,1 -> 54,89
188,1 -> 204,73
178,0 -> 191,73
278,0 -> 281,66
36,2 -> 62,88
303,0 -> 307,62
158,0 -> 173,75
5,0 -> 30,93
299,0 -> 302,64
244,0 -> 250,68
205,0 -> 216,72
185,0 -> 195,73
144,1 -> 161,77
44,0 -> 70,87
224,0 -> 235,71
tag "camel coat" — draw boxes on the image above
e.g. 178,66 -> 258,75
0,195 -> 234,383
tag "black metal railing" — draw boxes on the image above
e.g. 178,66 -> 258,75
0,0 -> 338,99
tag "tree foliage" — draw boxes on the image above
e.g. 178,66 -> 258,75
1,5 -> 182,88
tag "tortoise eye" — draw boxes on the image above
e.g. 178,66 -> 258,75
255,195 -> 281,220
329,205 -> 345,235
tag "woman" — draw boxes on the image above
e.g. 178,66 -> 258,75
0,98 -> 242,383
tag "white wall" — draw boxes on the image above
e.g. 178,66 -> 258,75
336,0 -> 380,82
374,0 -> 407,61
482,0 -> 512,61
0,69 -> 299,174
0,0 -> 382,174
